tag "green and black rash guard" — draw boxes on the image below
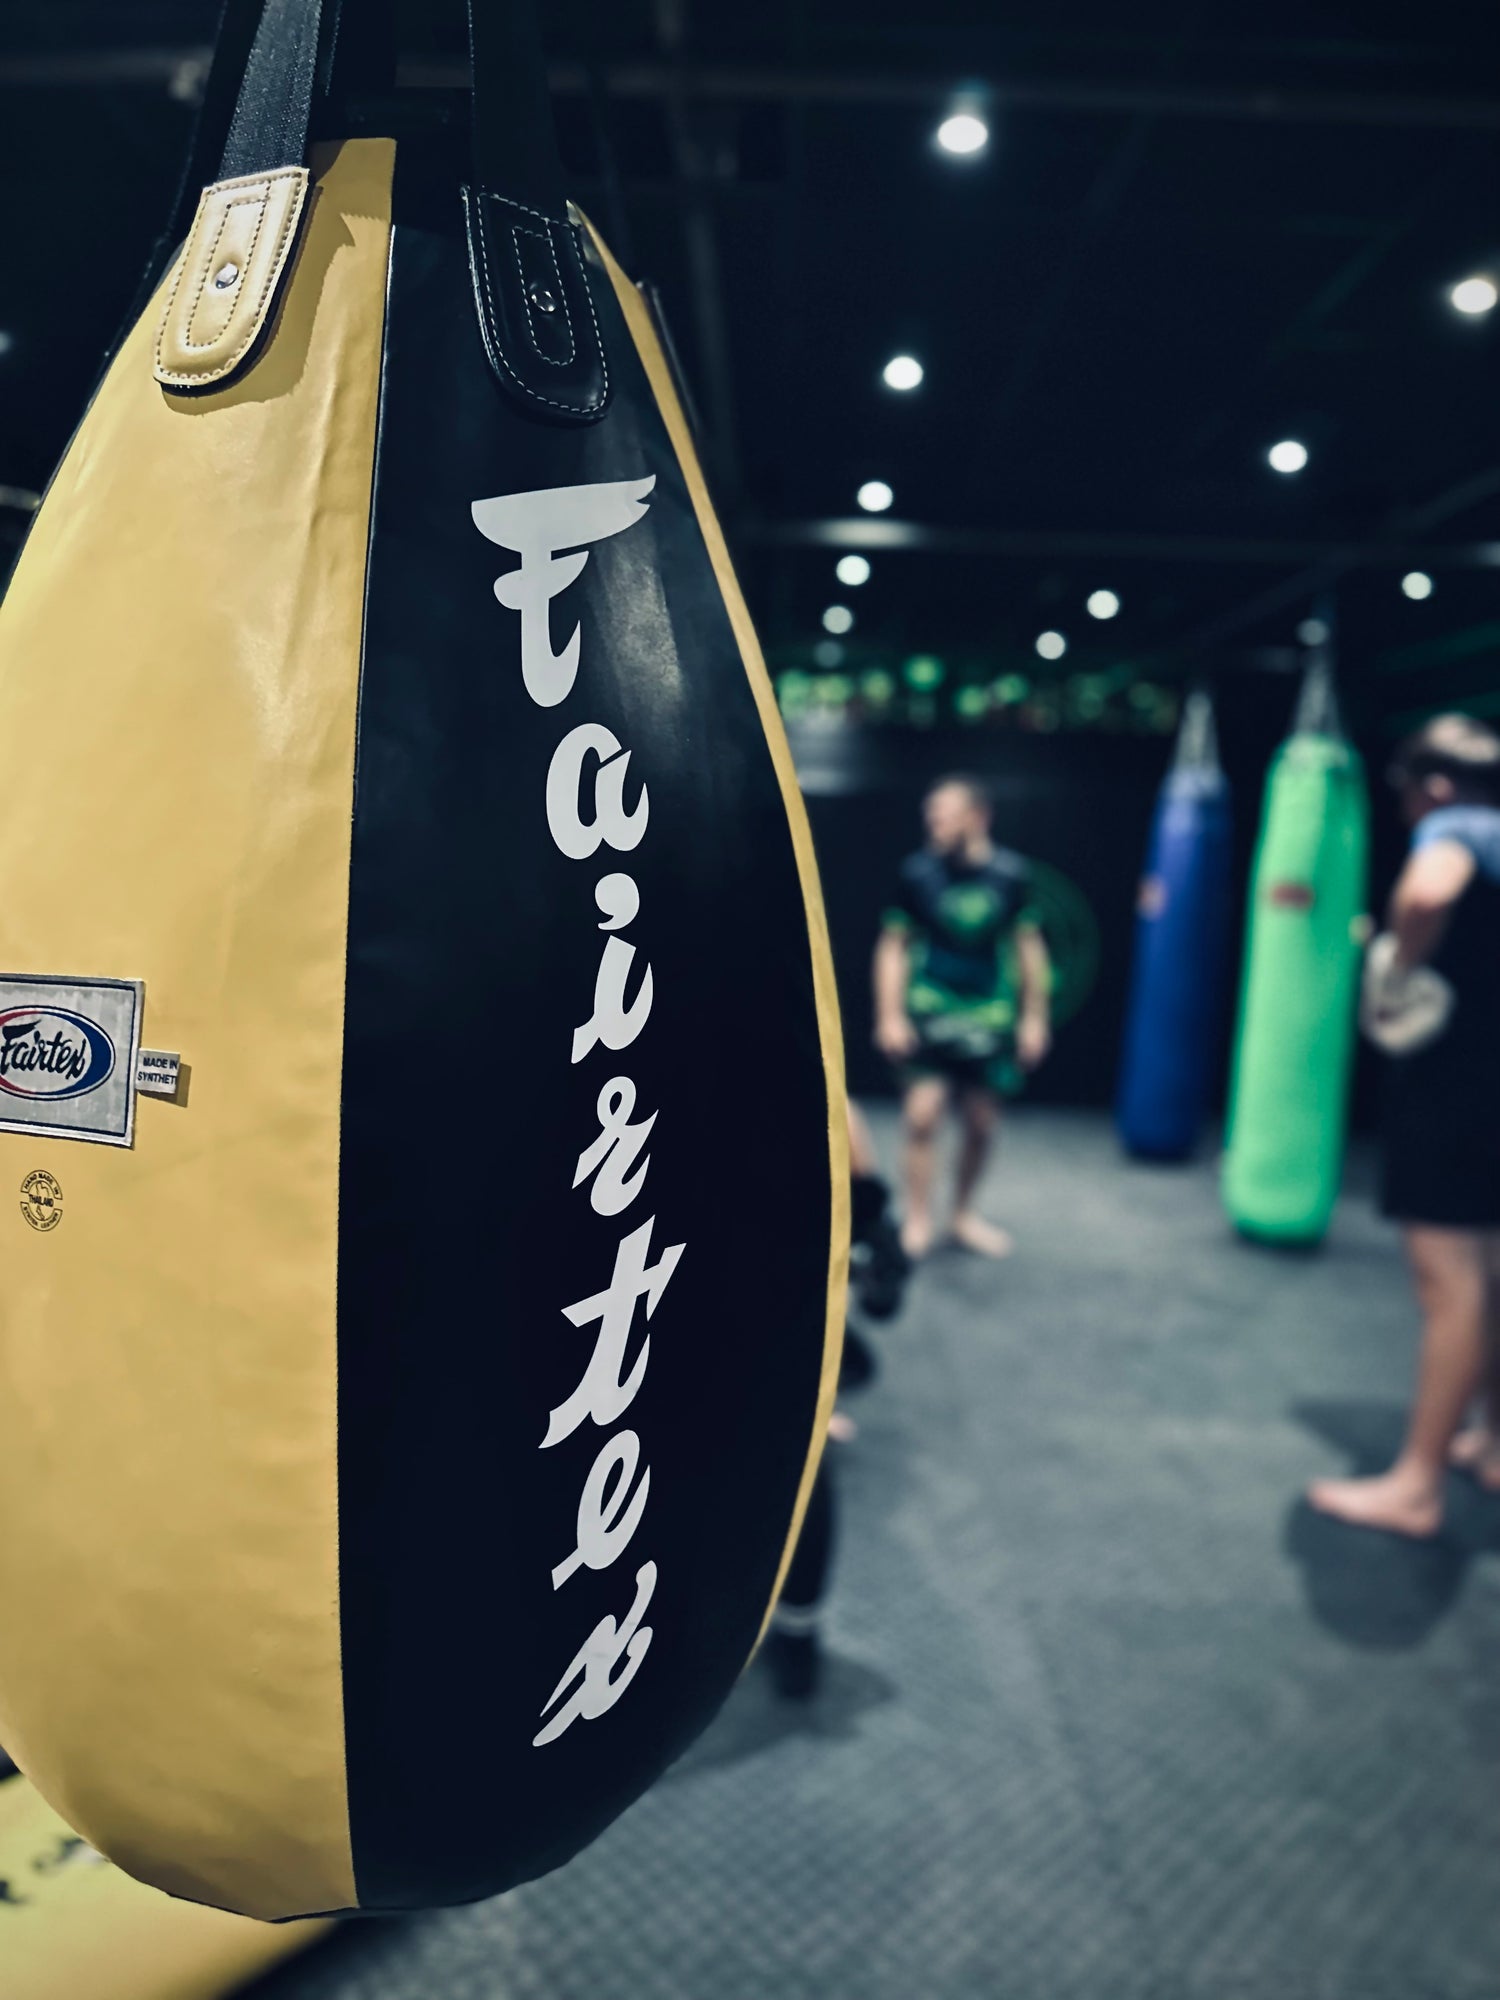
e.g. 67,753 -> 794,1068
884,846 -> 1039,1058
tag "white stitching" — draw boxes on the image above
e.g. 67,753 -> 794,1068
463,187 -> 608,416
512,222 -> 576,366
155,170 -> 299,376
564,215 -> 609,407
180,195 -> 270,351
155,168 -> 306,387
468,191 -> 593,411
160,185 -> 300,383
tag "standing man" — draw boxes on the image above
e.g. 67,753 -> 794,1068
874,775 -> 1052,1259
1310,713 -> 1500,1536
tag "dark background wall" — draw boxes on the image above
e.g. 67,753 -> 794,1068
798,680 -> 1404,1126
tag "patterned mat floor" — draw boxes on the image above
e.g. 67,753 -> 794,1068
253,1110 -> 1500,2000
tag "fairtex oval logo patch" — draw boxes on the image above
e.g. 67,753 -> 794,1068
0,1007 -> 116,1101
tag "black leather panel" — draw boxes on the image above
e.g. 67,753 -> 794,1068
337,147 -> 835,1909
461,186 -> 611,425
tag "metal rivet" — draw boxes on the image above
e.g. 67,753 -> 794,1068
528,282 -> 558,316
212,261 -> 240,291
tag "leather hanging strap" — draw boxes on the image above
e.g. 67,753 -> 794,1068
148,0 -> 610,420
280,0 -> 609,419
152,0 -> 328,389
109,0 -> 267,362
461,0 -> 611,424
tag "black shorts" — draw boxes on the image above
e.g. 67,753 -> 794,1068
1379,1046 -> 1500,1229
899,1037 -> 1017,1097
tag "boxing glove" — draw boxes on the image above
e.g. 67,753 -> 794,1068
1361,931 -> 1455,1054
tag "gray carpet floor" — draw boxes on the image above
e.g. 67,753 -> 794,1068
253,1109 -> 1500,2000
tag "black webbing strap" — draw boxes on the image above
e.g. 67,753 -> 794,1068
108,0 -> 269,358
217,0 -> 329,181
465,0 -> 566,220
204,0 -> 565,206
167,2 -> 267,230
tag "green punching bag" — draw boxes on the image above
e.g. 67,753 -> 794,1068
1222,661 -> 1369,1243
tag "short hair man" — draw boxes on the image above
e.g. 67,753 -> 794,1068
873,775 -> 1052,1260
1311,713 -> 1500,1534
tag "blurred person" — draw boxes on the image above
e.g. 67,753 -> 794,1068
765,1457 -> 837,1699
1311,714 -> 1500,1536
874,776 -> 1052,1259
765,1101 -> 910,1698
847,1097 -> 909,1334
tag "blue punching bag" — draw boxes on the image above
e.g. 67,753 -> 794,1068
1116,691 -> 1234,1159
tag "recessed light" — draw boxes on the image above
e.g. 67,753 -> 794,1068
882,355 -> 924,391
1450,276 -> 1497,316
936,113 -> 988,156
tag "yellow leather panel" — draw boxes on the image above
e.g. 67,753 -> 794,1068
154,167 -> 311,390
582,220 -> 851,1639
0,1777 -> 332,2000
0,138 -> 394,1919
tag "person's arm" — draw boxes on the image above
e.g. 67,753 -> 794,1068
873,927 -> 918,1059
1388,838 -> 1475,970
1014,921 -> 1052,1070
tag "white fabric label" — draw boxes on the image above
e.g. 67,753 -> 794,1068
0,974 -> 144,1148
135,1049 -> 181,1098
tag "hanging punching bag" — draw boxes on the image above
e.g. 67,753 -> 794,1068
0,1777 -> 331,2000
1115,691 -> 1234,1160
0,0 -> 847,1921
1222,661 -> 1368,1243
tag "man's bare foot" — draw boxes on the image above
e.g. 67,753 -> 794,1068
1450,1423 -> 1496,1470
1448,1424 -> 1500,1488
900,1213 -> 935,1260
950,1211 -> 1014,1259
1450,1428 -> 1500,1492
1306,1469 -> 1443,1539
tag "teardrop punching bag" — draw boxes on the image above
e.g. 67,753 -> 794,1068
1222,661 -> 1368,1243
1115,691 -> 1234,1160
0,0 -> 848,1921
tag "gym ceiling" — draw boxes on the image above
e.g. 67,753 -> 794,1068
3,1 -> 1498,731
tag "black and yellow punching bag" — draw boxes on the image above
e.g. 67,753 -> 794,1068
0,0 -> 847,1920
1222,659 -> 1368,1243
0,1776 -> 330,2000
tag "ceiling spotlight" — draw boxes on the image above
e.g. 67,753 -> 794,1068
813,640 -> 846,669
1296,618 -> 1330,647
1401,570 -> 1434,600
822,604 -> 855,635
856,480 -> 894,513
1035,630 -> 1067,661
1450,276 -> 1497,316
1086,589 -> 1120,621
1268,439 -> 1308,474
882,354 -> 924,392
836,554 -> 871,587
936,112 -> 989,157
